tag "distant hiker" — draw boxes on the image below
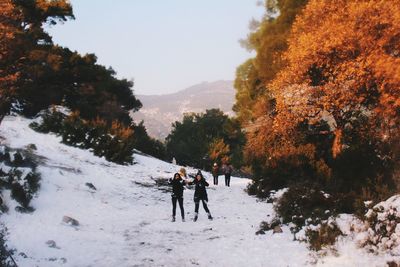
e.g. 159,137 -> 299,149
212,163 -> 219,185
188,171 -> 213,221
169,173 -> 186,222
222,162 -> 233,187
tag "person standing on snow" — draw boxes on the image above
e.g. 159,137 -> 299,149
223,162 -> 233,187
212,163 -> 219,185
169,173 -> 186,222
188,171 -> 213,221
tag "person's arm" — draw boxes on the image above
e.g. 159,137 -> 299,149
203,179 -> 209,187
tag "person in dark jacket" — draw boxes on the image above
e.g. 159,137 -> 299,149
188,171 -> 213,221
212,163 -> 219,185
169,172 -> 186,222
222,162 -> 233,187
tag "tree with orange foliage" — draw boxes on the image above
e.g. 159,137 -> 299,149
0,0 -> 73,123
234,0 -> 309,125
208,138 -> 230,165
0,0 -> 24,121
271,0 -> 400,158
245,0 -> 399,199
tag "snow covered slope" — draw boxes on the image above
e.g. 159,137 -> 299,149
0,116 -> 309,267
0,116 -> 396,267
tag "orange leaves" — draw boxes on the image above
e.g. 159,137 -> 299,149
243,0 -> 400,166
110,120 -> 134,140
269,0 -> 400,157
208,138 -> 230,163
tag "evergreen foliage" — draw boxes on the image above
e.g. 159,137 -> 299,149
0,0 -> 142,125
31,110 -> 136,164
30,109 -> 167,164
166,109 -> 245,170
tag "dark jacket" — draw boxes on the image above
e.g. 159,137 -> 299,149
169,177 -> 185,198
223,164 -> 233,175
212,165 -> 219,176
189,178 -> 209,202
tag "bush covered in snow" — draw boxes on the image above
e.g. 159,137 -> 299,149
0,146 -> 41,212
352,195 -> 400,254
275,183 -> 335,233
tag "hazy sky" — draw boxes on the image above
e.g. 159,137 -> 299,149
47,1 -> 264,95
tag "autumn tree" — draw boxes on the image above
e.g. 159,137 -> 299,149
208,138 -> 230,165
0,0 -> 73,123
272,0 -> 400,157
246,0 -> 400,202
234,0 -> 309,124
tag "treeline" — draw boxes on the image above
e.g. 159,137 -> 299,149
235,0 -> 400,241
0,0 -> 164,163
165,109 -> 245,171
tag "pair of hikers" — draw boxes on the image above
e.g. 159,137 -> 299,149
211,162 -> 233,187
169,169 -> 212,222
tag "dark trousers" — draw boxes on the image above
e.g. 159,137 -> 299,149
225,174 -> 231,187
213,175 -> 218,185
172,197 -> 184,218
195,199 -> 210,214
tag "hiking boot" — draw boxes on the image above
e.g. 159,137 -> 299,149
208,213 -> 213,220
182,217 -> 185,222
193,213 -> 198,222
171,216 -> 176,222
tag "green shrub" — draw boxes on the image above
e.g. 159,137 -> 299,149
30,110 -> 135,164
30,109 -> 66,133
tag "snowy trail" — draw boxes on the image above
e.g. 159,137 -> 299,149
0,116 -> 311,267
2,116 -> 396,267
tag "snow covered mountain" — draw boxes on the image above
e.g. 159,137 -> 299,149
0,116 -> 398,266
131,80 -> 235,140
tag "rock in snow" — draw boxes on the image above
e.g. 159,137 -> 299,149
45,240 -> 59,249
273,225 -> 283,234
62,216 -> 79,227
85,182 -> 97,191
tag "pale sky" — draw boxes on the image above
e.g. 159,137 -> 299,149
47,1 -> 264,95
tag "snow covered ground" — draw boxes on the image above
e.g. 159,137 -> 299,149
0,116 -> 397,267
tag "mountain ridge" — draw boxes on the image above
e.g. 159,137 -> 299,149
132,80 -> 236,140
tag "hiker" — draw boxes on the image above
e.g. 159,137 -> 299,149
223,162 -> 233,187
212,163 -> 219,185
188,171 -> 213,221
169,172 -> 186,222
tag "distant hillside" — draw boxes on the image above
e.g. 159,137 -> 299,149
131,80 -> 235,140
